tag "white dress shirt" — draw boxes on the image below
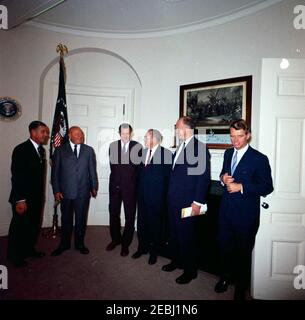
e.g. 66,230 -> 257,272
144,144 -> 159,166
232,144 -> 249,169
120,140 -> 130,153
69,140 -> 80,157
172,135 -> 194,169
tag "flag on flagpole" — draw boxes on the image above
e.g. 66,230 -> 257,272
50,56 -> 69,159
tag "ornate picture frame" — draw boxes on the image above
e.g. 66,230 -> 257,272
180,76 -> 252,149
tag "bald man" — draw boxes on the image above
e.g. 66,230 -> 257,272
51,126 -> 98,256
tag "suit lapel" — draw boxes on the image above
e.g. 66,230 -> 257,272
27,139 -> 41,162
152,145 -> 162,165
227,148 -> 235,175
78,144 -> 84,159
231,146 -> 252,176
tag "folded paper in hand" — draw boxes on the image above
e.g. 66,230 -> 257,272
181,204 -> 207,218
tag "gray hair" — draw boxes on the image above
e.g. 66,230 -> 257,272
147,129 -> 163,143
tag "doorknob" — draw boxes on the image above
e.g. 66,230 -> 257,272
262,202 -> 269,209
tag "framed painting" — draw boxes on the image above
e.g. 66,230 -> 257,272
180,76 -> 252,149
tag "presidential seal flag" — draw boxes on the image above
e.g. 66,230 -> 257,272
50,56 -> 69,159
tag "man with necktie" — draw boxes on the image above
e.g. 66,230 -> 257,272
7,120 -> 50,267
107,123 -> 142,257
162,116 -> 210,284
214,119 -> 274,300
132,129 -> 172,264
51,126 -> 98,256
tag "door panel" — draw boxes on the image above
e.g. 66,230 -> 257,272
253,58 -> 305,299
67,93 -> 126,225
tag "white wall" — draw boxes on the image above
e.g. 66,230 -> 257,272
1,0 -> 305,235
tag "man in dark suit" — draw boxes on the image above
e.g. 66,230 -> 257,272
162,116 -> 210,284
7,121 -> 50,267
214,119 -> 273,300
51,126 -> 98,256
132,129 -> 172,265
106,123 -> 142,257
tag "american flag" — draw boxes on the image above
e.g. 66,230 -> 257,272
50,57 -> 69,159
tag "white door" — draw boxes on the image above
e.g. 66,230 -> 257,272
67,89 -> 131,225
252,58 -> 305,299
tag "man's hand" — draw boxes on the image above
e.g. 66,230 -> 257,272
221,173 -> 234,185
54,192 -> 64,202
227,183 -> 242,193
90,189 -> 97,198
15,201 -> 27,215
191,202 -> 200,216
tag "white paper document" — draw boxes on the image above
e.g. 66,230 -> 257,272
181,204 -> 207,218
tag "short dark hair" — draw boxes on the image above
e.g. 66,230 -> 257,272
28,120 -> 47,132
180,116 -> 195,129
229,119 -> 251,134
119,123 -> 133,133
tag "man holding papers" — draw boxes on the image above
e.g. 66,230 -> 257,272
162,116 -> 210,284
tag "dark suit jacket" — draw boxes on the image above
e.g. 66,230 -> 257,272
138,145 -> 172,209
219,146 -> 273,228
51,142 -> 98,199
9,139 -> 45,204
109,140 -> 142,194
168,137 -> 211,209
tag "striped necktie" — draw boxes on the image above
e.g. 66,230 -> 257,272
231,151 -> 238,175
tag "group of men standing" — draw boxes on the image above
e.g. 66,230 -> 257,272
105,118 -> 210,287
6,116 -> 273,300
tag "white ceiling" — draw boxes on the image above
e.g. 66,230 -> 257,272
2,0 -> 283,36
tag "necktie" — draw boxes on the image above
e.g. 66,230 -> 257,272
145,149 -> 152,166
74,144 -> 78,158
122,143 -> 127,153
38,145 -> 45,162
231,151 -> 238,175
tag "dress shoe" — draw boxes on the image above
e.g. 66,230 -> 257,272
175,272 -> 197,284
51,247 -> 69,256
162,262 -> 177,272
76,246 -> 90,254
214,278 -> 230,293
27,250 -> 46,258
121,247 -> 129,257
106,241 -> 120,251
131,250 -> 147,259
148,255 -> 157,265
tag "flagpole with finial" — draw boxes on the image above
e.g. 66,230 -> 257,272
56,43 -> 68,81
43,43 -> 69,239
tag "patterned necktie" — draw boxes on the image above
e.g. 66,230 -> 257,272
231,150 -> 238,175
38,145 -> 45,162
74,144 -> 78,158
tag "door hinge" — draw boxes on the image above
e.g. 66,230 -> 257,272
123,104 -> 125,115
